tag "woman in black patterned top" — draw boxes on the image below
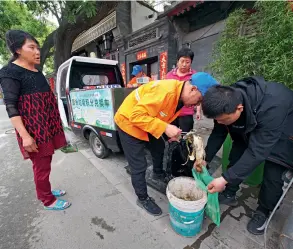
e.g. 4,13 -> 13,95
0,30 -> 71,210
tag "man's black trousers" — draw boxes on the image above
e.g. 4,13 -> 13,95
226,144 -> 287,215
118,127 -> 165,200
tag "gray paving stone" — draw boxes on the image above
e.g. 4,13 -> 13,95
230,206 -> 246,218
243,196 -> 258,212
151,214 -> 198,249
79,121 -> 291,249
202,235 -> 230,249
210,215 -> 247,249
236,214 -> 280,248
183,243 -> 212,249
229,229 -> 263,249
268,200 -> 292,233
33,151 -> 175,249
199,244 -> 212,249
124,236 -> 173,249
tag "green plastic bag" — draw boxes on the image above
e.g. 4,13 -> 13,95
60,143 -> 78,153
192,168 -> 221,226
60,124 -> 79,154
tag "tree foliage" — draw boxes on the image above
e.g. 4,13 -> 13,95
25,1 -> 117,72
1,1 -> 117,74
0,0 -> 55,73
210,1 -> 293,89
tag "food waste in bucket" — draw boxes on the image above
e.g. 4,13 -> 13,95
166,130 -> 221,237
183,130 -> 221,227
167,177 -> 207,237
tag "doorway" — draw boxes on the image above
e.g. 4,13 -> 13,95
129,56 -> 158,81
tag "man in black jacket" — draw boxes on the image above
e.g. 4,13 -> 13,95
198,77 -> 293,235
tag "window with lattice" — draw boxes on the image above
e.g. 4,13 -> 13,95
128,29 -> 157,48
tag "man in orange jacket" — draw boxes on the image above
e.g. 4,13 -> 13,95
115,72 -> 218,216
127,65 -> 151,88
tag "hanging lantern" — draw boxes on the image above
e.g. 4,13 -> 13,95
103,33 -> 112,52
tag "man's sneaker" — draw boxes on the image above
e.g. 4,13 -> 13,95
247,211 -> 268,235
218,191 -> 238,206
136,197 -> 162,216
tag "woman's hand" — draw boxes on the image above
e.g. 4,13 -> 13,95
9,116 -> 38,153
196,105 -> 201,120
23,135 -> 38,153
196,112 -> 201,121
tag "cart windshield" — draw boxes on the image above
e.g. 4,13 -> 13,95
69,61 -> 123,90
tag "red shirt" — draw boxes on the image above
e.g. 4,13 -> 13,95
166,68 -> 196,116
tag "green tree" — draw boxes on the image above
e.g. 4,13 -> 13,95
0,1 -> 55,73
25,1 -> 118,72
210,1 -> 293,89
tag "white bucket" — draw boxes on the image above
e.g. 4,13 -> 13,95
167,177 -> 207,213
166,177 -> 208,237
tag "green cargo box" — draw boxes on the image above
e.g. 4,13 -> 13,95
69,87 -> 133,131
222,134 -> 264,186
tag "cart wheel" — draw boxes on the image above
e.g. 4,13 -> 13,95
89,131 -> 110,159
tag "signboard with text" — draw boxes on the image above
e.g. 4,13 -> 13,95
136,77 -> 150,84
160,51 -> 168,80
137,50 -> 147,60
70,89 -> 115,130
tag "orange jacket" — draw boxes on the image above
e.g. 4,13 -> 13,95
127,73 -> 152,87
115,79 -> 184,141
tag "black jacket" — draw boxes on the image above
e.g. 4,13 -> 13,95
205,76 -> 293,185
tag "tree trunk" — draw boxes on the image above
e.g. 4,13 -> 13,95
53,1 -> 118,71
54,28 -> 73,72
39,30 -> 56,71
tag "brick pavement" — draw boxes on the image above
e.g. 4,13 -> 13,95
77,117 -> 292,249
81,143 -> 293,249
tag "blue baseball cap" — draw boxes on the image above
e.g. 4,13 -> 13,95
190,72 -> 218,96
131,65 -> 143,76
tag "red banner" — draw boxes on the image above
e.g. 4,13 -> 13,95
136,50 -> 147,61
120,63 -> 126,85
48,77 -> 55,93
159,51 -> 168,80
